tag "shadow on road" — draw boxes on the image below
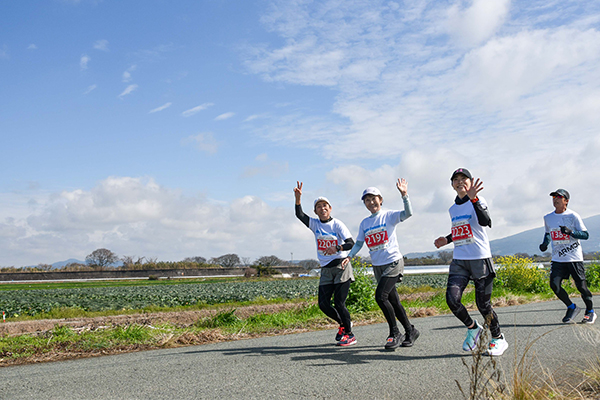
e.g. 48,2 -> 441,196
167,342 -> 467,366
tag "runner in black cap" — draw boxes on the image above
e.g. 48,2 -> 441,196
434,168 -> 508,356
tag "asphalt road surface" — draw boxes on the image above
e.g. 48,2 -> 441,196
1,300 -> 598,399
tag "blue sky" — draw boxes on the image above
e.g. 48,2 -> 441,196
1,0 -> 600,266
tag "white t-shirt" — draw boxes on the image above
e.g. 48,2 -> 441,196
308,217 -> 352,267
356,210 -> 405,266
544,209 -> 587,262
449,196 -> 492,260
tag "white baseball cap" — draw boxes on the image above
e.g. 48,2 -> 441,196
314,197 -> 331,208
361,187 -> 382,200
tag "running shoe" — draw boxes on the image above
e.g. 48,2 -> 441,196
401,326 -> 420,347
485,334 -> 508,356
582,311 -> 597,324
337,334 -> 356,347
562,305 -> 581,323
384,333 -> 402,350
462,320 -> 483,351
335,326 -> 345,342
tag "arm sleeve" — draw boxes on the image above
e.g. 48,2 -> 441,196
473,200 -> 492,228
445,233 -> 453,244
571,230 -> 589,240
541,232 -> 551,247
341,238 -> 355,251
399,195 -> 413,222
295,204 -> 310,228
347,241 -> 364,259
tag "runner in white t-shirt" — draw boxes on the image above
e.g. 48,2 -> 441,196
294,181 -> 357,346
434,168 -> 508,356
539,188 -> 595,324
343,178 -> 419,350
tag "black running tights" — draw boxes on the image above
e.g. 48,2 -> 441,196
550,274 -> 594,312
375,275 -> 411,336
318,281 -> 352,333
446,274 -> 501,338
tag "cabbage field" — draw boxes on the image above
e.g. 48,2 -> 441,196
0,274 -> 448,318
0,280 -> 320,318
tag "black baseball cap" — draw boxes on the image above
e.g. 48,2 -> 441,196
550,189 -> 570,200
450,168 -> 472,180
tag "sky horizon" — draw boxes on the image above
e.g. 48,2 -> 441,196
1,0 -> 600,267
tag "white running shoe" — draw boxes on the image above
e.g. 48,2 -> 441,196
485,334 -> 508,356
582,311 -> 597,324
462,320 -> 483,351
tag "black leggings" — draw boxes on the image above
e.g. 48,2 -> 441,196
375,275 -> 412,336
318,280 -> 352,333
550,274 -> 594,312
446,274 -> 501,338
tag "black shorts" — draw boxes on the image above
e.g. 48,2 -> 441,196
550,261 -> 586,282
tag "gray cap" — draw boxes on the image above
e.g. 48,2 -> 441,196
550,189 -> 570,200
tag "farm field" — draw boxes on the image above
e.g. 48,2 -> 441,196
0,275 -> 448,319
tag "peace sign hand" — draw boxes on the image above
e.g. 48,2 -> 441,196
294,181 -> 303,204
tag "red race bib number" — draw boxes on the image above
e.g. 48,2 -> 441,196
452,220 -> 474,246
317,237 -> 338,255
551,228 -> 570,244
365,227 -> 389,251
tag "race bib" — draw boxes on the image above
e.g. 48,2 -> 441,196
452,220 -> 474,246
550,228 -> 570,245
365,226 -> 389,251
317,236 -> 338,255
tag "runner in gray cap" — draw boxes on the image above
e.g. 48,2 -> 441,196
539,189 -> 595,324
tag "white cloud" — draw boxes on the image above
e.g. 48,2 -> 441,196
446,0 -> 511,47
0,177 -> 310,266
122,65 -> 137,82
237,0 -> 600,251
242,154 -> 289,178
27,44 -> 37,50
80,54 -> 90,69
215,112 -> 235,121
182,133 -> 218,154
118,84 -> 138,99
181,103 -> 214,117
93,39 -> 109,51
83,84 -> 97,94
149,102 -> 172,113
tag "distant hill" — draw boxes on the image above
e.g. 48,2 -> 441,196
51,258 -> 85,268
489,214 -> 600,256
406,214 -> 600,258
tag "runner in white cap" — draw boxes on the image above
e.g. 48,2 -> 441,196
343,178 -> 419,350
294,181 -> 357,346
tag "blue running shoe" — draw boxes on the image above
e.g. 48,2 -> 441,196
463,321 -> 483,351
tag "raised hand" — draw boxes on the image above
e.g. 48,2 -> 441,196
396,178 -> 408,196
294,181 -> 303,204
467,178 -> 483,200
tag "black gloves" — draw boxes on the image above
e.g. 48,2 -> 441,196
539,243 -> 548,252
560,226 -> 573,236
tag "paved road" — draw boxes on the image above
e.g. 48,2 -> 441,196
1,300 -> 598,399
